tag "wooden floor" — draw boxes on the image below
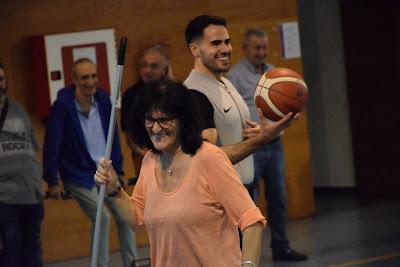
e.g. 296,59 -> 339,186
41,197 -> 149,263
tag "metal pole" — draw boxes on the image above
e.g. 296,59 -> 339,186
91,37 -> 127,267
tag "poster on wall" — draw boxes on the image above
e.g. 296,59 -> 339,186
61,42 -> 110,91
72,46 -> 97,63
279,22 -> 301,59
30,28 -> 116,119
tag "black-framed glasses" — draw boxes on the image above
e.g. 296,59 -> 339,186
144,116 -> 174,129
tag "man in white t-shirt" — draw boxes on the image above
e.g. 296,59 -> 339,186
184,15 -> 299,188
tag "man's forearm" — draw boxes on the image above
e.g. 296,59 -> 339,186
126,133 -> 148,158
112,189 -> 138,228
132,145 -> 148,159
220,136 -> 267,164
203,114 -> 290,164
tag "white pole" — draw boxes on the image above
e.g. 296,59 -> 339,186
91,37 -> 127,267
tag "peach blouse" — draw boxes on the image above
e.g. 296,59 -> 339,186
132,142 -> 266,267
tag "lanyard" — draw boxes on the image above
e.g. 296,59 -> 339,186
0,99 -> 9,131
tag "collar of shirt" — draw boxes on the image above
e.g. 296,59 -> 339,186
74,95 -> 106,167
241,58 -> 269,75
74,95 -> 97,115
191,69 -> 229,90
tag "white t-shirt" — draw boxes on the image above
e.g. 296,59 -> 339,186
184,70 -> 254,184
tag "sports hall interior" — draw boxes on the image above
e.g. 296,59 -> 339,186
0,0 -> 399,266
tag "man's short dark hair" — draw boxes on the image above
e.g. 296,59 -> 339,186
0,63 -> 4,71
185,15 -> 227,46
127,80 -> 203,155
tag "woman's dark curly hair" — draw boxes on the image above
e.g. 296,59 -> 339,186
126,80 -> 203,155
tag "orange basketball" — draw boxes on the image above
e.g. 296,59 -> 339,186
254,67 -> 308,121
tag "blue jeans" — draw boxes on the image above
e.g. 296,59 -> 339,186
64,183 -> 138,267
253,137 -> 290,252
0,201 -> 44,267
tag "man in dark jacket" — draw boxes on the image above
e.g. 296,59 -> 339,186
43,58 -> 137,267
121,45 -> 173,173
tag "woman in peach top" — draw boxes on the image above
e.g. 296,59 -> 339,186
95,80 -> 266,267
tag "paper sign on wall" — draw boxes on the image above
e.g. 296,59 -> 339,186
73,47 -> 97,63
279,22 -> 301,59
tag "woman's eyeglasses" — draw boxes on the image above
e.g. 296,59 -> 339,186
144,116 -> 174,129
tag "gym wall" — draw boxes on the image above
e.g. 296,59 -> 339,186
0,0 -> 313,262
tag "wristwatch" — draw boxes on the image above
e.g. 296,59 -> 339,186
107,180 -> 122,198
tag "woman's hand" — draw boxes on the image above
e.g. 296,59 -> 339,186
94,157 -> 120,194
47,183 -> 66,200
94,158 -> 137,227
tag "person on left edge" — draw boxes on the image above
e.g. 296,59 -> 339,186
42,58 -> 138,267
0,63 -> 44,267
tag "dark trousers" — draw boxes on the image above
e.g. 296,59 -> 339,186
0,201 -> 44,267
253,137 -> 289,252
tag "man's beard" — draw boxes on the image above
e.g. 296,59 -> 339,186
201,53 -> 231,74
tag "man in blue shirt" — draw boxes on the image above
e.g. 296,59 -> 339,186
227,28 -> 308,262
43,58 -> 137,267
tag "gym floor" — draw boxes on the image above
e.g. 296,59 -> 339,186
44,192 -> 400,267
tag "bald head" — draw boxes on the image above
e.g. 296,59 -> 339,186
139,45 -> 170,83
72,58 -> 98,97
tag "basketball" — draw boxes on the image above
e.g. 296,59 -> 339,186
254,67 -> 308,121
